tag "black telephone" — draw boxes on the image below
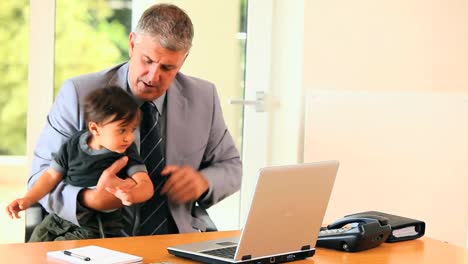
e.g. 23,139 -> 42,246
316,215 -> 391,252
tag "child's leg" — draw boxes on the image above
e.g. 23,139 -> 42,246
55,227 -> 99,241
28,214 -> 99,242
28,214 -> 60,242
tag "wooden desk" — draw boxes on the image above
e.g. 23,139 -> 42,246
1,231 -> 467,264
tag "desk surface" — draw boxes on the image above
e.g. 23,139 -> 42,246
1,231 -> 467,264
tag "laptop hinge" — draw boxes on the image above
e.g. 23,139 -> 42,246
301,245 -> 311,251
241,255 -> 252,260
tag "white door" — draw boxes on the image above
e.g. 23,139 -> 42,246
230,0 -> 306,227
235,0 -> 273,226
205,0 -> 277,229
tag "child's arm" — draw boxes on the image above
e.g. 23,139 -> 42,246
106,172 -> 154,206
6,168 -> 62,219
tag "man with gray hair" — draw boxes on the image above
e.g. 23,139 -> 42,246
28,3 -> 242,239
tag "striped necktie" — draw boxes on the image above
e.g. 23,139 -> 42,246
122,101 -> 170,236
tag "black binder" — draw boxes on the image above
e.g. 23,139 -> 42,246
346,211 -> 425,242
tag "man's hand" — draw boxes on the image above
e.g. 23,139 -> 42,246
96,156 -> 132,191
160,165 -> 209,204
79,156 -> 129,210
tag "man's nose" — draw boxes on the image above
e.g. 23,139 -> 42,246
147,65 -> 160,84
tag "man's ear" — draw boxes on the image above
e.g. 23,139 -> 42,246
128,32 -> 137,58
88,121 -> 100,136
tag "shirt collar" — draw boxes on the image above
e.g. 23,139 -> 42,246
79,131 -> 112,155
127,74 -> 166,115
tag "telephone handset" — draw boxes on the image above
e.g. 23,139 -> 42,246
316,215 -> 391,252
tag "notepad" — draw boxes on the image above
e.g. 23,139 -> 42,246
47,245 -> 143,264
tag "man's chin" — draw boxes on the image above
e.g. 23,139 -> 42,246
134,88 -> 162,101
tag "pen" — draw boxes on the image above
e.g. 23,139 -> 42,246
63,250 -> 91,261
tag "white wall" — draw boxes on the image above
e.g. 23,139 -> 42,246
303,0 -> 468,247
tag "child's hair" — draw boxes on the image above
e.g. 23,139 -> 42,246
84,86 -> 140,127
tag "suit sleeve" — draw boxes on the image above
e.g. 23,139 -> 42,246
28,79 -> 85,226
197,85 -> 242,208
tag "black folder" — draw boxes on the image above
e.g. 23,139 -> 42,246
346,211 -> 425,242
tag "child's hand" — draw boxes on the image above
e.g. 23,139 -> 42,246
6,198 -> 32,219
106,186 -> 135,206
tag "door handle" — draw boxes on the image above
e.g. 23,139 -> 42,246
229,91 -> 266,112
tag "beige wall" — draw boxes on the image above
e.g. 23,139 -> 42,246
303,0 -> 468,92
303,0 -> 468,247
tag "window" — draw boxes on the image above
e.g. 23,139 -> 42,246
0,1 -> 29,155
0,0 -> 29,244
54,0 -> 131,95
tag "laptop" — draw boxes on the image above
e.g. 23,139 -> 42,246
168,161 -> 339,264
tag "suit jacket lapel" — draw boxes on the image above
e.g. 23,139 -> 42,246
107,62 -> 129,89
166,76 -> 188,165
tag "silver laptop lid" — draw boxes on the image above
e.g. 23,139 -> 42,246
234,161 -> 338,261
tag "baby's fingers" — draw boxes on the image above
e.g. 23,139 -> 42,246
5,206 -> 13,219
6,201 -> 21,219
7,206 -> 20,219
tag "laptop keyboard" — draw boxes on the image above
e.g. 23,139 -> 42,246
200,246 -> 237,259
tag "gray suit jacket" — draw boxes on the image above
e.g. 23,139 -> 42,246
29,63 -> 242,233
